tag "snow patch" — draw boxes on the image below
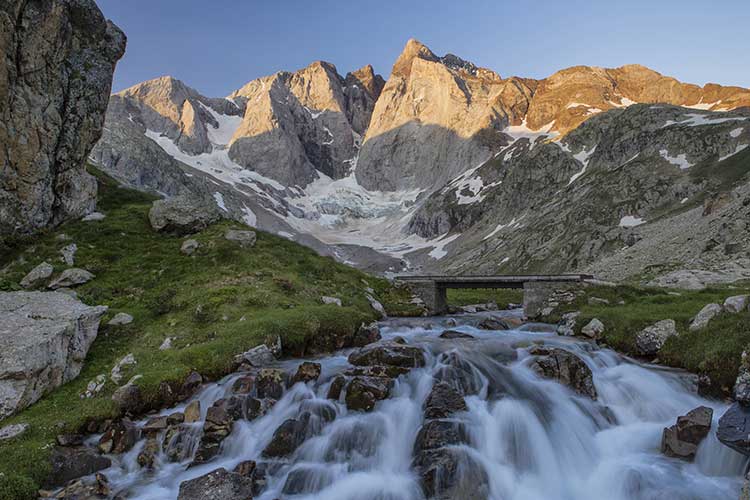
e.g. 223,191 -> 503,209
198,102 -> 243,146
504,119 -> 558,148
619,215 -> 646,228
241,204 -> 257,227
659,150 -> 693,170
483,217 -> 523,240
730,127 -> 744,138
685,99 -> 721,110
568,145 -> 597,184
428,233 -> 460,260
213,192 -> 228,212
662,113 -> 747,128
719,144 -> 748,162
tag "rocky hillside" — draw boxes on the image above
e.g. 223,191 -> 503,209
90,39 -> 750,285
0,0 -> 125,239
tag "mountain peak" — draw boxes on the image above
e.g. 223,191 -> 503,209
392,38 -> 438,77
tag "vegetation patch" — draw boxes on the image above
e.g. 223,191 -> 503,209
446,288 -> 523,309
0,170 -> 418,498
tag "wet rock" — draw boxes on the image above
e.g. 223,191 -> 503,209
0,292 -> 107,418
193,403 -> 234,464
181,239 -> 200,255
107,312 -> 133,326
46,446 -> 112,488
345,376 -> 393,412
256,368 -> 286,399
557,311 -> 580,336
0,423 -> 28,441
179,371 -> 203,400
724,295 -> 749,313
661,406 -> 713,461
232,375 -> 255,394
184,400 -> 201,423
299,399 -> 337,425
439,330 -> 475,339
434,352 -> 483,396
233,459 -> 257,478
718,403 -> 750,456
167,412 -> 185,425
581,318 -> 605,339
148,195 -> 222,235
321,295 -> 342,306
327,374 -> 346,400
477,316 -> 512,330
235,337 -> 281,367
137,436 -> 161,469
245,397 -> 275,421
424,381 -> 467,419
262,418 -> 305,457
529,346 -> 597,399
634,319 -> 678,356
282,465 -> 332,495
352,322 -> 382,347
413,447 -> 489,500
177,467 -> 254,500
55,434 -> 84,447
163,424 -> 199,462
414,420 -> 469,451
224,229 -> 257,248
345,364 -> 411,379
143,416 -> 169,434
98,419 -> 140,454
348,341 -> 426,368
51,472 -> 110,499
292,362 -> 322,384
20,262 -> 53,288
689,303 -> 722,331
48,268 -> 95,289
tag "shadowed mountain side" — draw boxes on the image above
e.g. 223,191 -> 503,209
356,121 -> 513,192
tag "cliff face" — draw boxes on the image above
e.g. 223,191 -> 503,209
0,0 -> 126,239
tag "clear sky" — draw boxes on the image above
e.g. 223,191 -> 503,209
98,0 -> 750,97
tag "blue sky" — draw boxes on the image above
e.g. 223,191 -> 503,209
98,0 -> 750,97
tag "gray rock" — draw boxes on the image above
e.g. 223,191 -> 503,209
0,0 -> 125,240
348,341 -> 426,368
689,303 -> 722,331
581,318 -> 605,339
724,295 -> 749,313
345,376 -> 393,412
635,319 -> 678,356
366,293 -> 387,318
81,374 -> 106,399
718,403 -> 750,456
661,406 -> 713,460
46,446 -> 112,488
529,346 -> 597,399
424,382 -> 467,419
59,243 -> 78,266
108,312 -> 134,326
110,353 -> 136,384
352,322 -> 382,347
112,380 -> 142,414
588,297 -> 610,305
292,362 -> 322,384
0,292 -> 107,419
224,229 -> 257,248
82,212 -> 106,222
236,337 -> 281,367
181,239 -> 200,255
148,195 -> 222,235
20,262 -> 53,288
48,268 -> 95,289
734,351 -> 750,405
178,467 -> 254,500
321,295 -> 342,307
0,423 -> 29,441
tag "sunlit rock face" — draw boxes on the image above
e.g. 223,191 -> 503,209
0,0 -> 125,239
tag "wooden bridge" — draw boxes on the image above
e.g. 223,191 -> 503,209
395,274 -> 594,316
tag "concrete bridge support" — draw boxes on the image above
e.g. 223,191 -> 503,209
408,280 -> 448,315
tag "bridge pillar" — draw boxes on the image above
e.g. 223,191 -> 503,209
523,282 -> 556,319
408,281 -> 448,315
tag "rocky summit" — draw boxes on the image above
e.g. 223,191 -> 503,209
87,38 -> 750,286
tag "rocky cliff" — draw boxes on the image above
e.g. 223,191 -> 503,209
0,0 -> 125,239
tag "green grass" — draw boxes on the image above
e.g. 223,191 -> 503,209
0,169 -> 419,499
544,283 -> 750,394
446,288 -> 523,309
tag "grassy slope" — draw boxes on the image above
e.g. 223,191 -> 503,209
0,171 -> 419,499
546,283 -> 750,393
446,288 -> 523,309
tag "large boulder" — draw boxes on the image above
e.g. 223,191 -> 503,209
718,403 -> 750,456
413,447 -> 489,500
689,303 -> 722,331
48,268 -> 95,289
178,467 -> 254,500
735,351 -> 750,405
724,295 -> 749,314
423,381 -> 467,419
528,346 -> 597,399
0,0 -> 125,239
634,319 -> 678,356
344,376 -> 393,412
45,446 -> 111,487
148,195 -> 222,235
20,262 -> 53,288
224,229 -> 257,248
661,406 -> 713,460
581,318 -> 605,339
0,291 -> 107,419
348,341 -> 426,368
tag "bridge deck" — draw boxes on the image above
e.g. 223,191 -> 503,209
395,274 -> 592,288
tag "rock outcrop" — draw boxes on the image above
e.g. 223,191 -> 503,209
661,406 -> 713,460
0,291 -> 107,419
0,0 -> 125,239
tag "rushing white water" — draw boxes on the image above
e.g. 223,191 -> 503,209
100,312 -> 746,499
